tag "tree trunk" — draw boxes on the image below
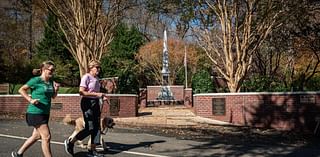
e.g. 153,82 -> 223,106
77,41 -> 87,77
227,80 -> 240,93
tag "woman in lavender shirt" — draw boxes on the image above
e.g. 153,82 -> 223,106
64,60 -> 107,157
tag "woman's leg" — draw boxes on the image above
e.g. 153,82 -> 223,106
72,98 -> 92,142
89,99 -> 101,151
65,98 -> 91,155
17,128 -> 41,155
36,124 -> 52,157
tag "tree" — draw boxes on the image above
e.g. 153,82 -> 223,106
35,12 -> 79,86
192,69 -> 215,93
36,12 -> 68,60
195,0 -> 283,92
287,1 -> 320,91
0,0 -> 36,84
137,38 -> 198,86
42,0 -> 129,77
251,0 -> 320,91
122,0 -> 197,41
101,23 -> 145,94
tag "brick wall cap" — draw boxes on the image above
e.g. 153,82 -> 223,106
147,85 -> 184,88
194,91 -> 320,97
0,94 -> 23,97
0,94 -> 138,97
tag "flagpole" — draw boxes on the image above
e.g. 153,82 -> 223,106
184,45 -> 187,88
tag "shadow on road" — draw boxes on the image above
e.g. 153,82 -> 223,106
148,125 -> 320,157
103,140 -> 166,155
73,140 -> 166,156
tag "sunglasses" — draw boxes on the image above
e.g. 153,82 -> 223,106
46,68 -> 55,72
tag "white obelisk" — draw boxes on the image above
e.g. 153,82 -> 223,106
161,29 -> 170,86
157,29 -> 174,101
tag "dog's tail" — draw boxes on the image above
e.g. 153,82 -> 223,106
62,114 -> 76,125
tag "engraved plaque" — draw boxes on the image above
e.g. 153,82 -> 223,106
109,98 -> 120,116
300,95 -> 316,104
51,103 -> 63,110
212,98 -> 226,116
147,101 -> 156,107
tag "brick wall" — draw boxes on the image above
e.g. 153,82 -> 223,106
194,92 -> 320,131
0,94 -> 138,119
4,91 -> 320,131
147,85 -> 185,100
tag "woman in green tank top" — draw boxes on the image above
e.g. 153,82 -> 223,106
11,61 -> 59,157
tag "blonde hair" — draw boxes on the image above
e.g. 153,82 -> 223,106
87,60 -> 101,72
32,61 -> 55,75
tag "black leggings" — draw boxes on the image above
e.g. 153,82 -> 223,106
75,97 -> 101,144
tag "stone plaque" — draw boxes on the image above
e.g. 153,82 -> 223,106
212,98 -> 226,116
0,83 -> 9,94
51,103 -> 62,110
109,98 -> 120,116
300,95 -> 316,104
147,100 -> 156,107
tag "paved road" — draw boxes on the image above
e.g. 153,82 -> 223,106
1,119 -> 320,157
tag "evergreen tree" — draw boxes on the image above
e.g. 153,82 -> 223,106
192,69 -> 215,94
101,23 -> 145,94
36,12 -> 69,60
35,12 -> 79,86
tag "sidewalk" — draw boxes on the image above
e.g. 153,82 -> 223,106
113,106 -> 231,127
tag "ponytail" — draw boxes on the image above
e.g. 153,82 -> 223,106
32,60 -> 55,75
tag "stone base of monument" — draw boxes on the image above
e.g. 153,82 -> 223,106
146,85 -> 186,107
146,99 -> 184,107
157,85 -> 174,100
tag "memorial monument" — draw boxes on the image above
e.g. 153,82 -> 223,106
145,30 -> 190,107
157,29 -> 174,101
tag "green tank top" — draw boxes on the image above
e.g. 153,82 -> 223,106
26,76 -> 55,114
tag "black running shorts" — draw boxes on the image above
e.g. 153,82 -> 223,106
26,113 -> 49,126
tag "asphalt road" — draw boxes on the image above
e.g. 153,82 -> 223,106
1,119 -> 320,157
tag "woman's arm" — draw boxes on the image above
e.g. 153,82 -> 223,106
79,86 -> 104,97
18,84 -> 39,104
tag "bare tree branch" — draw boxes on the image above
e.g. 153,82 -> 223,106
195,0 -> 283,92
42,0 -> 127,77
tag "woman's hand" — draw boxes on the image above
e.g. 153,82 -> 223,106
52,82 -> 60,99
101,94 -> 109,104
30,99 -> 40,105
54,82 -> 60,91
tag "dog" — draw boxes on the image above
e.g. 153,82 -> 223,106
66,116 -> 115,150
